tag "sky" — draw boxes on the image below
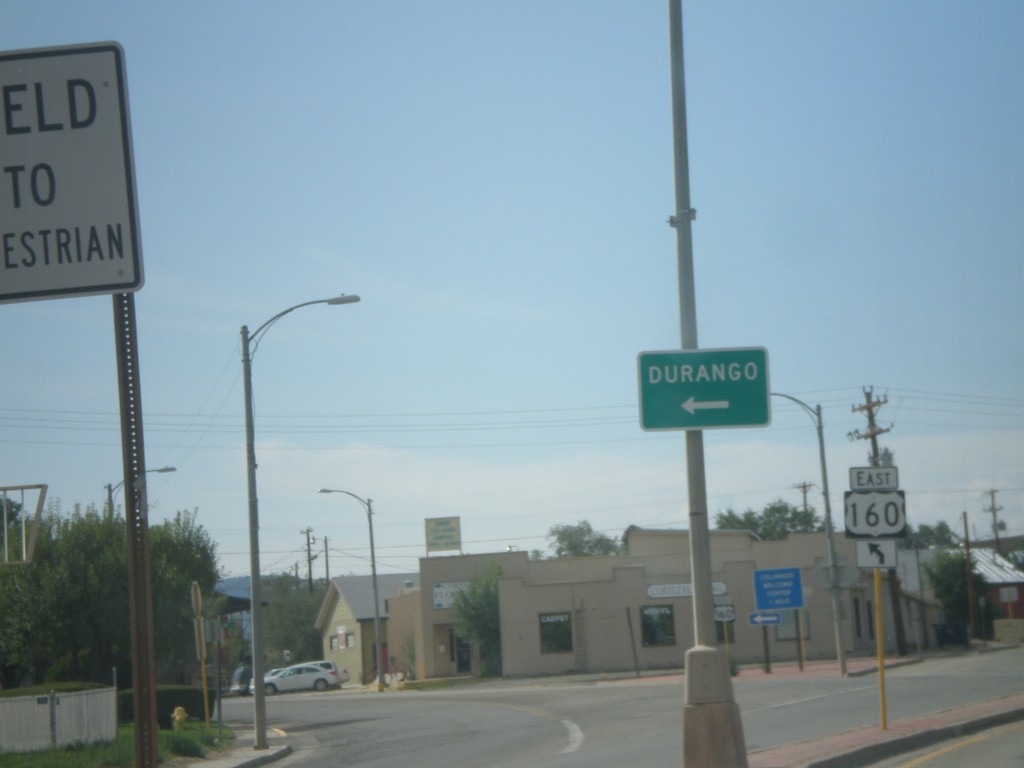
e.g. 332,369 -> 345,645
2,1 -> 1022,582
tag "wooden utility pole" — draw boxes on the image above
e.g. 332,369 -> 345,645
963,511 -> 978,640
985,490 -> 1003,555
302,527 -> 318,593
851,387 -> 908,656
793,482 -> 814,515
323,536 -> 330,584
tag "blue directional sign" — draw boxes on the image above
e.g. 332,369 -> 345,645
753,567 -> 805,611
749,611 -> 782,627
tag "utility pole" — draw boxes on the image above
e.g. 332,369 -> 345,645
793,482 -> 814,515
984,490 -> 1003,555
323,536 -> 330,584
301,527 -> 318,594
963,511 -> 978,640
850,387 -> 908,657
668,2 -> 747,764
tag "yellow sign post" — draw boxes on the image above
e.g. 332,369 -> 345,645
191,582 -> 210,726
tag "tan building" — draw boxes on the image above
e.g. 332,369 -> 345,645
318,527 -> 935,681
314,573 -> 420,684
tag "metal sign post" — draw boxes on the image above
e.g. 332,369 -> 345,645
2,41 -> 155,767
846,466 -> 906,732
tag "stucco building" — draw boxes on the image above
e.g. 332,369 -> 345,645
318,527 -> 938,681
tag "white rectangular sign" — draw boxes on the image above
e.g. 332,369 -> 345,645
849,466 -> 899,491
432,581 -> 469,610
1,42 -> 143,303
425,516 -> 462,552
647,581 -> 727,599
856,539 -> 898,569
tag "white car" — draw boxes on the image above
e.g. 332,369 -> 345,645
260,663 -> 340,695
308,660 -> 351,685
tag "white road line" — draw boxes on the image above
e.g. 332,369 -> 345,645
560,719 -> 584,753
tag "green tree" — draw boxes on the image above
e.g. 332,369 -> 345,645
150,509 -> 222,682
261,572 -> 324,665
0,500 -> 220,688
922,550 -> 998,635
902,521 -> 960,550
1007,548 -> 1024,571
452,563 -> 502,676
547,520 -> 624,557
714,499 -> 822,541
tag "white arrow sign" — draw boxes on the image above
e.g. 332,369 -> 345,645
682,397 -> 730,414
749,611 -> 781,626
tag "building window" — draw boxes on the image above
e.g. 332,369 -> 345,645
539,612 -> 573,653
853,597 -> 863,639
640,605 -> 676,646
776,610 -> 810,642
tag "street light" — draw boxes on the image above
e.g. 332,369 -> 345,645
317,488 -> 385,691
106,466 -> 177,513
772,392 -> 848,676
242,294 -> 360,749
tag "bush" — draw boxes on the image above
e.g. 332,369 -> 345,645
117,685 -> 215,728
161,730 -> 205,758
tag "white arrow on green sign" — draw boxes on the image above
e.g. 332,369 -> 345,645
638,347 -> 771,430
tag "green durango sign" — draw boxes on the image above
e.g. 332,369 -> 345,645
638,347 -> 771,430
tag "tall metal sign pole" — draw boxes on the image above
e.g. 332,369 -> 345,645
667,4 -> 748,765
0,42 -> 156,767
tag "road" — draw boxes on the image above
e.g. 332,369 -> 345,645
219,648 -> 1024,768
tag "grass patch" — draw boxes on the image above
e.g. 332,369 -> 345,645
0,722 -> 233,768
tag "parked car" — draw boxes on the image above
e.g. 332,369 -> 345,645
308,660 -> 351,685
249,667 -> 285,693
260,663 -> 342,695
228,665 -> 252,696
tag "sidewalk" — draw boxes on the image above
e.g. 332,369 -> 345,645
748,690 -> 1024,768
736,646 -> 1024,767
198,727 -> 293,768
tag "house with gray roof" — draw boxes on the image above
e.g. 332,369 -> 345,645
314,573 -> 419,684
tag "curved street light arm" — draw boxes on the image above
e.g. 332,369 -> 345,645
770,392 -> 847,676
106,466 -> 177,512
318,487 -> 384,691
317,487 -> 371,512
241,293 -> 360,749
247,295 -> 360,357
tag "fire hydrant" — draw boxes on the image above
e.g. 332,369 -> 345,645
172,706 -> 188,731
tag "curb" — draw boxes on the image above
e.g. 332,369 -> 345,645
212,744 -> 292,768
802,705 -> 1024,768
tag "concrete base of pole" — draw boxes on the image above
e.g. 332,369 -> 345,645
682,646 -> 748,767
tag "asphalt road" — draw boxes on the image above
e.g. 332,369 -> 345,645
219,648 -> 1024,768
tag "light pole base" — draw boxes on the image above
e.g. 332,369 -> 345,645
682,646 -> 747,767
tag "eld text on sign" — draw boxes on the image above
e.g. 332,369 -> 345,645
1,42 -> 143,304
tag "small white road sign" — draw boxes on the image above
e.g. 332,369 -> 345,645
844,490 -> 907,538
714,605 -> 735,623
849,466 -> 899,491
856,539 -> 898,569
